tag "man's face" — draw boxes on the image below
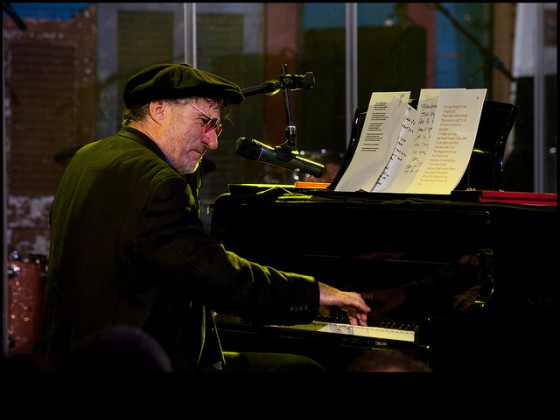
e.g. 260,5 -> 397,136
164,99 -> 221,175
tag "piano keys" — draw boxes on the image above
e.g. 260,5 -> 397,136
275,319 -> 418,343
215,313 -> 419,343
214,313 -> 430,371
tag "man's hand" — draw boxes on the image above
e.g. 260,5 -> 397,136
318,282 -> 371,326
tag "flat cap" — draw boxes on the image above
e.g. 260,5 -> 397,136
123,63 -> 244,107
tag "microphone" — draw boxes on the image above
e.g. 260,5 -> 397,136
241,80 -> 281,98
235,137 -> 324,178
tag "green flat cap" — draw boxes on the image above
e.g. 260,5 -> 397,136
123,63 -> 244,107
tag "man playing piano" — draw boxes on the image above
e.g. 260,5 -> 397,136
32,63 -> 370,372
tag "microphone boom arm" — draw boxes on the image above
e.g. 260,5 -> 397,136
237,64 -> 322,178
240,64 -> 315,153
280,64 -> 297,152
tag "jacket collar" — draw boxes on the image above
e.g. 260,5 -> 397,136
118,125 -> 170,164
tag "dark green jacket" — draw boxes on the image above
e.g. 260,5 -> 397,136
34,126 -> 319,372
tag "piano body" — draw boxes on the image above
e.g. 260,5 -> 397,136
209,186 -> 557,372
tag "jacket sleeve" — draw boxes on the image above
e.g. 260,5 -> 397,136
133,174 -> 320,326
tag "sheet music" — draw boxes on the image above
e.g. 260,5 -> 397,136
335,88 -> 487,194
334,91 -> 411,192
371,104 -> 418,192
404,88 -> 487,194
372,90 -> 451,193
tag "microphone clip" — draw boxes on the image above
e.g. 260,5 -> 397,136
281,71 -> 315,92
273,144 -> 298,162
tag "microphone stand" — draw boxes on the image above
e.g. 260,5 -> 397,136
240,64 -> 315,157
238,64 -> 323,177
276,63 -> 314,162
3,3 -> 27,31
279,64 -> 297,158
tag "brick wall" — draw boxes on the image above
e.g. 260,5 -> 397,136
3,4 -> 97,257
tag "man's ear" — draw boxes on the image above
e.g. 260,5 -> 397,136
149,100 -> 166,121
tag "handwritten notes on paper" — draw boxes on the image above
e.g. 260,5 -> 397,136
335,88 -> 487,195
334,91 -> 411,192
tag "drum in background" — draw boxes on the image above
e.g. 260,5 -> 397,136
7,253 -> 48,355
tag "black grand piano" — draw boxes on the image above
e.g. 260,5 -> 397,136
209,103 -> 558,373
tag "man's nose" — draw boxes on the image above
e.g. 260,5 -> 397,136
203,132 -> 219,150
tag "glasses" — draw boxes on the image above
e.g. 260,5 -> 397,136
188,102 -> 223,137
